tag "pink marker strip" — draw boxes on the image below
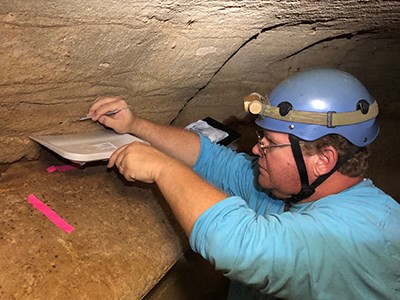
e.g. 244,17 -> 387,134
27,194 -> 75,234
47,165 -> 79,173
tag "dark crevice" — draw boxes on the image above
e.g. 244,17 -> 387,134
282,28 -> 381,60
169,21 -> 380,125
169,22 -> 293,125
0,163 -> 11,178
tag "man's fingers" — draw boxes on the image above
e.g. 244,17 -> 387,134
107,144 -> 128,168
89,97 -> 116,114
89,97 -> 124,120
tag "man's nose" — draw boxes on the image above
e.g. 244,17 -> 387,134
252,143 -> 261,156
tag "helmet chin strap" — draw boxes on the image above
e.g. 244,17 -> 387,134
286,135 -> 358,208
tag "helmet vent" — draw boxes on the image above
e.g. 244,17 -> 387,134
278,101 -> 293,116
357,99 -> 370,115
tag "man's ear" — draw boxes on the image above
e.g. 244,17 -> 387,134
312,146 -> 339,176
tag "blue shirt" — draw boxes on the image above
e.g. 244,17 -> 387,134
190,135 -> 400,299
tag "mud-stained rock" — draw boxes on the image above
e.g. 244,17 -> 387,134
0,153 -> 186,299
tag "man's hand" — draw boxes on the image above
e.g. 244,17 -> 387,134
108,141 -> 227,236
108,142 -> 173,183
87,96 -> 135,134
88,95 -> 201,167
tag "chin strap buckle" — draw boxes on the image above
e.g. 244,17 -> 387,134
289,186 -> 315,203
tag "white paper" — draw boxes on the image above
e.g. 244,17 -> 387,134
185,120 -> 228,143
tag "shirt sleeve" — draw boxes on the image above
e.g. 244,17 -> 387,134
193,134 -> 260,200
193,134 -> 283,215
189,189 -> 400,299
189,196 -> 309,296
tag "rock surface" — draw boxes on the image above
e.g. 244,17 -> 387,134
1,1 -> 399,298
0,152 -> 185,299
1,0 -> 399,163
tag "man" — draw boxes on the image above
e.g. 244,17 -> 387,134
87,68 -> 400,299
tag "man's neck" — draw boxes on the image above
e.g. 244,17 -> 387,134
300,173 -> 363,203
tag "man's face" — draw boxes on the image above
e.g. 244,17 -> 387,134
252,130 -> 309,199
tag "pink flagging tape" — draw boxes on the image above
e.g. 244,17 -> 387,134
47,165 -> 79,173
27,194 -> 75,234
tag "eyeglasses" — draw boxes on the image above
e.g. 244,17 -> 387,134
256,130 -> 291,156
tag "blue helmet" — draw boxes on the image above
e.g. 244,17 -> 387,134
244,68 -> 379,147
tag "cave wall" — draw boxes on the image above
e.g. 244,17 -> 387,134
0,0 -> 399,163
1,1 -> 399,298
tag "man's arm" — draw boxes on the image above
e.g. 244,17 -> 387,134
126,117 -> 201,167
88,96 -> 201,167
107,142 -> 227,235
